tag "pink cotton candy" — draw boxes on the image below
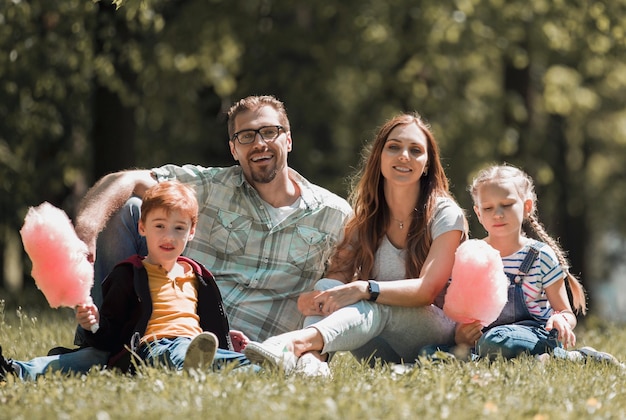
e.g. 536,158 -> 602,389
443,239 -> 509,326
20,202 -> 94,309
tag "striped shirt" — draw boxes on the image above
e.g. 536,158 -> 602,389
502,242 -> 565,320
152,164 -> 352,341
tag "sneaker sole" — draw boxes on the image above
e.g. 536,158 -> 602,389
184,332 -> 218,372
579,346 -> 620,365
244,342 -> 287,371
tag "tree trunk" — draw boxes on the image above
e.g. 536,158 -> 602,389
92,85 -> 136,178
91,1 -> 136,181
547,114 -> 591,309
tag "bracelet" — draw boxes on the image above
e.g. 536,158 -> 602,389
554,309 -> 574,315
553,310 -> 574,322
554,309 -> 574,316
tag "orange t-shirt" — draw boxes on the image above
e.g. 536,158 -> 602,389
141,260 -> 203,343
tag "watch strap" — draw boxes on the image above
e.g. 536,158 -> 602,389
367,280 -> 380,302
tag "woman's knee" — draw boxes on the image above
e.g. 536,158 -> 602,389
314,278 -> 344,291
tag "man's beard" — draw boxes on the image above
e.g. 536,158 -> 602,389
250,165 -> 278,184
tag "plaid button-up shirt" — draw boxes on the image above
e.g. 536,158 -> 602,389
153,164 -> 352,341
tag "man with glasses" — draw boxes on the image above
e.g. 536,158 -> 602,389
74,95 -> 352,346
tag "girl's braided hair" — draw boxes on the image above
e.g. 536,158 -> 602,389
470,164 -> 587,314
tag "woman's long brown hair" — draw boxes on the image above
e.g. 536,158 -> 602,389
327,113 -> 457,281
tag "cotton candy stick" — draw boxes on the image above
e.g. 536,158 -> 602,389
443,239 -> 509,327
20,202 -> 99,333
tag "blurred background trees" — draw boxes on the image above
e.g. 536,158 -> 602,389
2,0 -> 626,319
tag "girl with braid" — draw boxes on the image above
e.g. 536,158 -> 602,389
454,164 -> 620,364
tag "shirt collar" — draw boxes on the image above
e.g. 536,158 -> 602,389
230,166 -> 319,210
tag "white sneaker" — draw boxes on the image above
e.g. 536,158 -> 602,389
579,346 -> 624,367
295,352 -> 331,378
184,332 -> 219,372
244,339 -> 298,374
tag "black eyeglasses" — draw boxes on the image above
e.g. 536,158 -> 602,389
232,125 -> 284,145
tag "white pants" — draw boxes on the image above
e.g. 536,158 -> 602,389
304,279 -> 455,364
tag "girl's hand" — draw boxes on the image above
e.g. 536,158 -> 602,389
455,321 -> 483,347
229,330 -> 250,352
314,281 -> 367,315
545,313 -> 576,349
75,301 -> 99,332
297,291 -> 324,316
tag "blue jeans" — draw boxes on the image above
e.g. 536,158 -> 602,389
305,279 -> 456,365
12,347 -> 110,381
92,196 -> 147,307
421,322 -> 571,361
137,337 -> 255,371
476,321 -> 568,359
420,279 -> 571,360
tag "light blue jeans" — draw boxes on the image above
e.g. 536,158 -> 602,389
92,196 -> 147,307
474,274 -> 569,360
304,279 -> 456,365
476,321 -> 569,359
421,281 -> 571,361
12,347 -> 110,381
138,337 -> 255,371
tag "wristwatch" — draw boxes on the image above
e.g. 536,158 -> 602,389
367,280 -> 380,302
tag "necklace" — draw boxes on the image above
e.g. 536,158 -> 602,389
390,208 -> 418,230
392,217 -> 405,230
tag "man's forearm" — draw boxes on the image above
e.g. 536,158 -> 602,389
75,170 -> 154,255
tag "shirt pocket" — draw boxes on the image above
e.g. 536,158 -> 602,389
209,209 -> 252,256
288,225 -> 331,273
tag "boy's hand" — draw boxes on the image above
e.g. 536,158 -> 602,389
76,301 -> 100,332
229,330 -> 249,352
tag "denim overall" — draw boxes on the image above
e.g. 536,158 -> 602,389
476,241 -> 561,359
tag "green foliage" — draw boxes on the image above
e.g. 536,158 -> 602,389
0,0 -> 96,224
2,0 -> 626,310
1,302 -> 626,419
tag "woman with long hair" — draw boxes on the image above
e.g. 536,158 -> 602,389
244,112 -> 467,375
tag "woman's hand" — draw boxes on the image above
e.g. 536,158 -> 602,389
545,312 -> 576,349
297,291 -> 325,316
229,330 -> 250,352
455,321 -> 483,347
313,281 -> 369,315
75,301 -> 100,332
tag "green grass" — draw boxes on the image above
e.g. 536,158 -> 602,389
1,297 -> 625,420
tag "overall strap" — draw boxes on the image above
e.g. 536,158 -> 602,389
506,240 -> 545,283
